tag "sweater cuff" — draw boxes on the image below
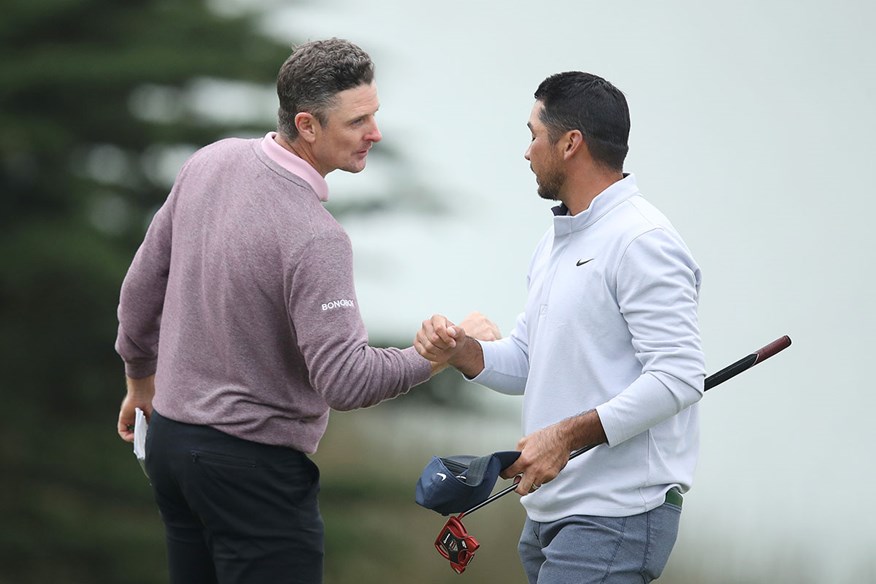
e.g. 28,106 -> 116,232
124,360 -> 158,379
401,346 -> 433,386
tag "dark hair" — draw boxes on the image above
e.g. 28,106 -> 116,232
534,72 -> 630,171
276,38 -> 374,140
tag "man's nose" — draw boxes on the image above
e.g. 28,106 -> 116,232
367,122 -> 382,143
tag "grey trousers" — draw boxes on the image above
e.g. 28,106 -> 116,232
518,499 -> 682,583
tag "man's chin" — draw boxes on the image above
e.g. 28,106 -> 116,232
337,166 -> 365,175
537,186 -> 559,201
341,159 -> 368,174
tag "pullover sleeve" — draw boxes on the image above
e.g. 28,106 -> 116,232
289,231 -> 430,410
471,311 -> 530,395
595,228 -> 705,446
114,198 -> 174,379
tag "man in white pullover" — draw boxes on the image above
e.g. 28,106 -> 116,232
416,72 -> 705,583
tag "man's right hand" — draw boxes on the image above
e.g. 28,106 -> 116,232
117,375 -> 155,443
459,311 -> 501,342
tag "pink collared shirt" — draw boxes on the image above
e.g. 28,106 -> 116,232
260,132 -> 329,202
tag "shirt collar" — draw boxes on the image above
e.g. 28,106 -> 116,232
260,132 -> 329,202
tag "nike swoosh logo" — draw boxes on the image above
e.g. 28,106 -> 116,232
436,473 -> 447,481
576,258 -> 594,266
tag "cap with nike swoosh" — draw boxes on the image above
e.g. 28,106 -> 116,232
415,451 -> 520,515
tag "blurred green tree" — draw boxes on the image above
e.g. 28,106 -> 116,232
0,1 -> 455,582
0,0 -> 293,419
0,1 -> 293,581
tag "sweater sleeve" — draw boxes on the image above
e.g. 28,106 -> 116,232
595,228 -> 705,446
114,200 -> 174,379
288,230 -> 431,410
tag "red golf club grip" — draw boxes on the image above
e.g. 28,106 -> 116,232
755,335 -> 792,364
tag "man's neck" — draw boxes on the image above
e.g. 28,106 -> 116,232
274,133 -> 325,177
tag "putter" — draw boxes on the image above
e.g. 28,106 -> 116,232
434,335 -> 792,574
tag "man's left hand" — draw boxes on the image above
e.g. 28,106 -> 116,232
501,423 -> 572,496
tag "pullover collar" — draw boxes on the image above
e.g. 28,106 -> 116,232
551,173 -> 639,236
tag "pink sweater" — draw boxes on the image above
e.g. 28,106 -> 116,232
115,136 -> 431,453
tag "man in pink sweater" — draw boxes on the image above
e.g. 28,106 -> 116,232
114,38 -> 491,583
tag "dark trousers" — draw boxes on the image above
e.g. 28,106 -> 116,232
145,410 -> 324,584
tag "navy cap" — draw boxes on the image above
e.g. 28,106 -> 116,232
415,451 -> 520,515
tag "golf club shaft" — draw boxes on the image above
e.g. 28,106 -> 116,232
460,335 -> 792,518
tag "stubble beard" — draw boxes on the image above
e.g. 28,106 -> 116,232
536,167 -> 565,202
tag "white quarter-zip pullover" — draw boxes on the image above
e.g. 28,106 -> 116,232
474,174 -> 705,521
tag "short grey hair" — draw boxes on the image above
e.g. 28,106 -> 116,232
276,38 -> 375,140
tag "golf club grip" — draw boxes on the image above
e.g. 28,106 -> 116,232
704,335 -> 791,391
461,335 -> 791,517
754,335 -> 792,364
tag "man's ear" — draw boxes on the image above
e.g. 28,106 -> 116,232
295,112 -> 319,143
562,130 -> 584,160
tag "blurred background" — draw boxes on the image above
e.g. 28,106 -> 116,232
2,0 -> 874,582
